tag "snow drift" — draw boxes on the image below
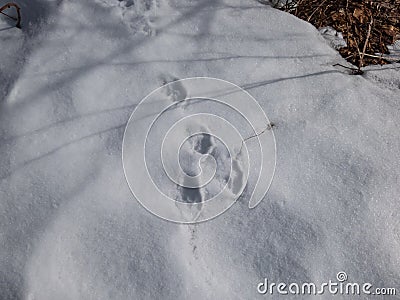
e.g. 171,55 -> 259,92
0,0 -> 399,299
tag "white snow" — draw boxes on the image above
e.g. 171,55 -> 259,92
318,26 -> 346,50
386,38 -> 400,62
1,0 -> 399,299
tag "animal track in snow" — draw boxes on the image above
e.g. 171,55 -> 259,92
96,0 -> 159,35
159,74 -> 188,102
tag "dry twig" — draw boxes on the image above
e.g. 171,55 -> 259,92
359,17 -> 374,69
0,3 -> 21,28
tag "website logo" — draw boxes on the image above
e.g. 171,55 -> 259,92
257,272 -> 397,296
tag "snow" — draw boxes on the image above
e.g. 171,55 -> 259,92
0,0 -> 399,299
122,77 -> 276,223
386,39 -> 400,62
318,26 -> 346,50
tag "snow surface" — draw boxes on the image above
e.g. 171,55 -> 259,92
0,0 -> 399,299
318,27 -> 346,50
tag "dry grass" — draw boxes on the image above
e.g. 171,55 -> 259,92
276,0 -> 400,70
